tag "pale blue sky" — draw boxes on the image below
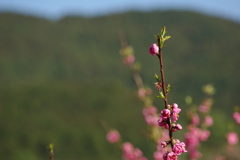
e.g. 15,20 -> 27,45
0,0 -> 239,22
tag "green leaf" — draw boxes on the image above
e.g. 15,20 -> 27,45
154,74 -> 160,81
167,84 -> 171,92
161,26 -> 166,38
159,91 -> 165,99
164,36 -> 171,41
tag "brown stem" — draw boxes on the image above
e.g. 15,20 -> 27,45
157,47 -> 168,108
157,37 -> 174,149
49,151 -> 54,160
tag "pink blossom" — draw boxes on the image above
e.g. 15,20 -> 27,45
172,103 -> 181,114
204,115 -> 213,126
227,132 -> 239,145
172,113 -> 179,122
233,112 -> 240,124
149,43 -> 159,55
160,109 -> 171,120
171,103 -> 181,122
106,130 -> 120,143
158,118 -> 169,129
163,152 -> 178,160
172,142 -> 187,155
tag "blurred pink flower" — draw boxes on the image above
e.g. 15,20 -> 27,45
199,130 -> 210,141
145,115 -> 159,126
189,149 -> 202,160
122,142 -> 148,160
138,88 -> 146,98
106,130 -> 120,143
143,106 -> 157,116
204,115 -> 213,126
233,112 -> 240,124
137,88 -> 152,99
192,113 -> 200,125
142,106 -> 159,126
199,105 -> 209,113
185,126 -> 200,149
227,132 -> 238,145
154,151 -> 165,160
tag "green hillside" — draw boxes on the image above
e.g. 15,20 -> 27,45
0,11 -> 239,159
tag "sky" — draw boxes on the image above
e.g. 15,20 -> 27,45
0,0 -> 240,22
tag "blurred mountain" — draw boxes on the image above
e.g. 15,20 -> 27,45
0,11 -> 239,159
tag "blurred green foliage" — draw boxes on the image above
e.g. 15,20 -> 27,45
0,11 -> 239,159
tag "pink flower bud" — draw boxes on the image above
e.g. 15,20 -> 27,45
149,43 -> 159,55
172,103 -> 178,108
199,105 -> 209,113
161,141 -> 168,148
175,124 -> 183,130
172,124 -> 182,132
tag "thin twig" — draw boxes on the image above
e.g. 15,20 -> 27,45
157,36 -> 174,149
